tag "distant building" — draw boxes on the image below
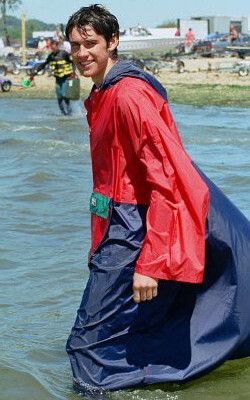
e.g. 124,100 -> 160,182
191,16 -> 250,34
32,31 -> 55,39
177,19 -> 208,39
148,28 -> 177,38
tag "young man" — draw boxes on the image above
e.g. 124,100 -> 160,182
65,4 -> 250,394
37,39 -> 74,116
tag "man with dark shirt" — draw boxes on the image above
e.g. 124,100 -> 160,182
38,39 -> 74,115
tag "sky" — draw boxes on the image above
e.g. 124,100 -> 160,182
12,0 -> 250,28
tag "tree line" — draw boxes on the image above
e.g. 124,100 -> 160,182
0,0 -> 57,45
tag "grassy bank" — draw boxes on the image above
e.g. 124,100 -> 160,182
1,82 -> 249,108
0,86 -> 90,100
1,56 -> 249,107
0,88 -> 87,100
166,83 -> 250,108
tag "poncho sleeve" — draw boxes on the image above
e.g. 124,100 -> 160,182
116,81 -> 209,283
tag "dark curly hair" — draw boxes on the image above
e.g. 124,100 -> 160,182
65,4 -> 119,58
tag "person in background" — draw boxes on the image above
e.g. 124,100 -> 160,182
185,27 -> 195,53
59,36 -> 71,54
37,36 -> 47,57
229,24 -> 238,43
37,39 -> 74,116
46,38 -> 51,53
175,28 -> 180,37
54,27 -> 61,41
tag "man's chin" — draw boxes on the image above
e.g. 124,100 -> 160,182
78,69 -> 93,78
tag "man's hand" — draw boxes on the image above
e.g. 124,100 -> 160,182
133,272 -> 158,303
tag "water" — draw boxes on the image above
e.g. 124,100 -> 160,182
0,98 -> 250,400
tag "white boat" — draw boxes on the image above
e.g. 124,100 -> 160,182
118,27 -> 183,53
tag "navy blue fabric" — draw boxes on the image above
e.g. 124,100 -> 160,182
66,187 -> 250,391
66,62 -> 250,392
99,60 -> 168,101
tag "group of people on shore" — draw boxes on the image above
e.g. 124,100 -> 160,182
37,35 -> 71,57
36,21 -> 241,116
175,24 -> 240,53
174,27 -> 195,53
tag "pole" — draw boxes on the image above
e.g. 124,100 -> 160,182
21,12 -> 26,65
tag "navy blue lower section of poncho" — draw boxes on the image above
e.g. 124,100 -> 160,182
66,170 -> 250,391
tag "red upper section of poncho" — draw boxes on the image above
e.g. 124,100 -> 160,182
85,77 -> 209,283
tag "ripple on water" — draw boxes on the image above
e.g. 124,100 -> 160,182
12,125 -> 57,133
0,367 -> 59,400
24,172 -> 58,183
0,138 -> 27,147
223,174 -> 250,187
12,193 -> 53,202
0,137 -> 90,154
0,258 -> 20,269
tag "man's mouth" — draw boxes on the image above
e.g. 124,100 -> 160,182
79,61 -> 93,68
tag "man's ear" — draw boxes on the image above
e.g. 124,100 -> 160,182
108,34 -> 119,52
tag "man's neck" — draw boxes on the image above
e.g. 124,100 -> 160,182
93,58 -> 119,88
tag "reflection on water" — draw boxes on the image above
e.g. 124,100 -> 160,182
0,99 -> 249,399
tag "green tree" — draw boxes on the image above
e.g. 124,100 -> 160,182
0,0 -> 22,45
157,20 -> 176,28
26,19 -> 41,39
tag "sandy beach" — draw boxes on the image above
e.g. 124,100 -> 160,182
1,56 -> 250,107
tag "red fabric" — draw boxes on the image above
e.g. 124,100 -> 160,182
90,212 -> 109,254
185,31 -> 195,47
85,77 -> 209,283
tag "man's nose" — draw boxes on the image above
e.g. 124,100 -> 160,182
77,45 -> 89,58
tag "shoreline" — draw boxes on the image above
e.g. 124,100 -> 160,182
166,82 -> 250,108
1,57 -> 250,108
1,82 -> 249,108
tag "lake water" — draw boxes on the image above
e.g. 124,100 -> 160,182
0,98 -> 250,400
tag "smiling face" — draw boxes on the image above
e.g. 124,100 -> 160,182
69,25 -> 118,87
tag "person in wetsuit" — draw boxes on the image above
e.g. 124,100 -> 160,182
37,39 -> 74,116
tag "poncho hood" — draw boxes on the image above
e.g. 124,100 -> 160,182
98,60 -> 168,101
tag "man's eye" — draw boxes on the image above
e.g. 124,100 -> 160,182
71,44 -> 79,51
85,41 -> 96,47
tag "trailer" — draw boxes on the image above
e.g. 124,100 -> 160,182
226,45 -> 250,59
197,59 -> 250,76
234,60 -> 250,76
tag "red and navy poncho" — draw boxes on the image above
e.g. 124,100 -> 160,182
66,61 -> 250,393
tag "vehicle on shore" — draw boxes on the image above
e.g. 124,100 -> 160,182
0,57 -> 20,76
0,78 -> 12,91
193,33 -> 250,57
0,55 -> 49,77
226,38 -> 250,58
234,60 -> 250,76
119,53 -> 185,75
26,38 -> 40,48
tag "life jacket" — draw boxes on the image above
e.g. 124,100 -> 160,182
49,50 -> 73,78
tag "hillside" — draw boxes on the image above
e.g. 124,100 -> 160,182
0,15 -> 58,40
